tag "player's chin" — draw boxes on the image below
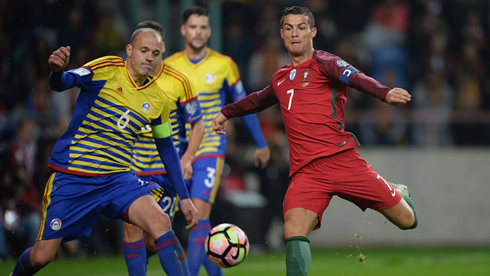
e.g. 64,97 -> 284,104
287,46 -> 302,55
140,68 -> 153,77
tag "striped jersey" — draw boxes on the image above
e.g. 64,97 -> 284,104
48,56 -> 171,176
164,48 -> 266,160
131,62 -> 202,175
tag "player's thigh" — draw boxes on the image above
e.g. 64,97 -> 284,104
30,238 -> 63,266
329,149 -> 402,211
192,198 -> 212,219
283,169 -> 333,231
190,157 -> 224,204
127,195 -> 171,238
139,174 -> 177,220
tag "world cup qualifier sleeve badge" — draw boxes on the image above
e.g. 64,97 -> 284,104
300,68 -> 311,87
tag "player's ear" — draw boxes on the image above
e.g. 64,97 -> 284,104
161,42 -> 166,54
180,25 -> 186,36
280,29 -> 284,39
311,27 -> 317,38
126,44 -> 132,57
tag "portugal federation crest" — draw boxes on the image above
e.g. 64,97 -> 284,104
289,69 -> 297,82
301,68 -> 311,87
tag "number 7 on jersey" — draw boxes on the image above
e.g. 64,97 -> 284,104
287,89 -> 294,110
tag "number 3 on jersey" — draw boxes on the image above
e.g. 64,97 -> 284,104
204,167 -> 216,188
287,89 -> 294,110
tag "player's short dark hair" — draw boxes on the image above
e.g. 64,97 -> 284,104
182,5 -> 209,24
280,6 -> 315,29
135,20 -> 165,39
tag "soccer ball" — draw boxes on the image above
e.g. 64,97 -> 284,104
205,223 -> 249,268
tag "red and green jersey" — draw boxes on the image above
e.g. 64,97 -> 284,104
222,50 -> 390,177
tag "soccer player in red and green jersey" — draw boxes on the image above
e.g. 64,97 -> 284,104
213,6 -> 417,276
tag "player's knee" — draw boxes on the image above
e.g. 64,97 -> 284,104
283,219 -> 308,238
148,210 -> 170,226
145,236 -> 157,252
124,223 -> 144,241
148,210 -> 171,229
398,212 -> 416,230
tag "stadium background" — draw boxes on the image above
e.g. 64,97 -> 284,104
0,0 -> 489,267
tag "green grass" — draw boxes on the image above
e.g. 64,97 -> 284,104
2,247 -> 490,275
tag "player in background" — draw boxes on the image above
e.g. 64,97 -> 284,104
11,28 -> 197,276
212,6 -> 418,276
164,5 -> 270,276
122,21 -> 205,276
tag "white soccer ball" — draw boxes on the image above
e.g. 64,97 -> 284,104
205,223 -> 250,268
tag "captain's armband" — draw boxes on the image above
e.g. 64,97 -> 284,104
151,121 -> 171,138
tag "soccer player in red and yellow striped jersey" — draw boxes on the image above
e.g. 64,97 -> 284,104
165,7 -> 270,275
122,21 -> 204,276
11,28 -> 197,276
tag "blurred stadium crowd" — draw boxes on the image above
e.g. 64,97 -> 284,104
1,0 -> 489,261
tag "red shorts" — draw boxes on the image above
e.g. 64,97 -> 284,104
283,148 -> 402,230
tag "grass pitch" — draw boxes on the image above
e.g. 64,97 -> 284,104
1,247 -> 489,275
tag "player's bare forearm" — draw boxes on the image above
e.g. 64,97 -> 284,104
212,112 -> 230,135
181,120 -> 204,179
385,88 -> 411,105
254,146 -> 270,169
180,158 -> 193,180
49,46 -> 71,72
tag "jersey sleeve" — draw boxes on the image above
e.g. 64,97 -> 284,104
151,95 -> 190,199
49,67 -> 93,92
179,75 -> 202,124
150,94 -> 171,131
50,56 -> 124,92
224,59 -> 267,148
315,51 -> 390,101
222,85 -> 278,118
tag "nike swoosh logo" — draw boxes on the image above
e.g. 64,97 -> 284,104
277,79 -> 285,86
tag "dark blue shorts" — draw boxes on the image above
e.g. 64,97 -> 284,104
189,157 -> 224,204
38,171 -> 163,242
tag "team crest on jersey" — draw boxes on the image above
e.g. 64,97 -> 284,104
72,67 -> 91,76
205,73 -> 216,84
301,68 -> 311,87
185,101 -> 198,116
235,80 -> 244,96
50,218 -> 62,230
336,60 -> 349,67
289,69 -> 297,82
142,102 -> 151,113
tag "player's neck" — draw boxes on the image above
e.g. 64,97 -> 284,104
126,64 -> 147,86
289,49 -> 314,67
185,46 -> 207,60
